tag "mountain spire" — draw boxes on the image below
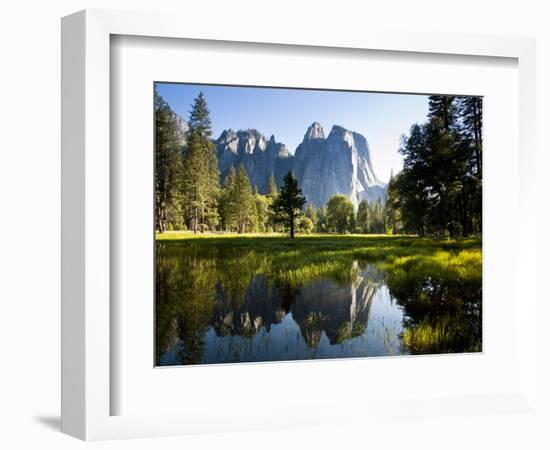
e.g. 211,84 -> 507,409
303,122 -> 325,142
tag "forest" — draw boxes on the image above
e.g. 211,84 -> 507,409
155,88 -> 482,239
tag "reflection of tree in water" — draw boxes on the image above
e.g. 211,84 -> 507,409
156,243 -> 482,365
386,259 -> 482,354
210,259 -> 381,348
156,244 -> 383,364
155,245 -> 217,365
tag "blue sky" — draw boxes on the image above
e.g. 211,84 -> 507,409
156,83 -> 430,183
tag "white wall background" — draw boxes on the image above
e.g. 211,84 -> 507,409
0,1 -> 548,449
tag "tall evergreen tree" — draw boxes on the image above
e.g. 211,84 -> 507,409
270,171 -> 306,238
384,174 -> 401,234
428,95 -> 457,131
220,164 -> 257,233
155,88 -> 183,233
356,200 -> 371,234
219,165 -> 237,230
181,93 -> 220,232
457,96 -> 483,232
389,95 -> 482,237
372,198 -> 384,233
457,96 -> 483,178
233,165 -> 257,233
188,91 -> 212,138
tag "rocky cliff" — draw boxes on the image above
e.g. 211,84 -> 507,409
177,119 -> 386,206
215,129 -> 293,193
293,122 -> 385,207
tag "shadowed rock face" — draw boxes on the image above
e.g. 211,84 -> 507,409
215,129 -> 293,193
208,121 -> 386,204
294,123 -> 385,207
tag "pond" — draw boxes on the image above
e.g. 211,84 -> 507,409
155,238 -> 482,366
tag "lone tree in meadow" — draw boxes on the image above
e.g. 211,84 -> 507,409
270,171 -> 306,238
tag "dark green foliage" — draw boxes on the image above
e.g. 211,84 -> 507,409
384,175 -> 401,234
356,200 -> 370,233
220,164 -> 258,233
181,93 -> 220,232
371,198 -> 384,233
326,195 -> 355,234
155,88 -> 183,232
188,91 -> 212,138
387,95 -> 482,237
270,171 -> 306,238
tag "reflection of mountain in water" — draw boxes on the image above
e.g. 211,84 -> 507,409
158,262 -> 405,365
156,242 -> 482,365
212,262 -> 381,345
292,262 -> 381,347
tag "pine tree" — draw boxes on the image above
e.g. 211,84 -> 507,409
219,165 -> 237,230
373,198 -> 384,233
457,96 -> 483,233
428,95 -> 457,132
384,173 -> 401,234
457,96 -> 482,178
356,200 -> 371,234
233,165 -> 257,233
270,171 -> 306,238
155,88 -> 183,233
188,92 -> 212,138
181,92 -> 220,232
391,95 -> 482,237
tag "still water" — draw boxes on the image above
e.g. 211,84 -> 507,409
155,243 -> 481,366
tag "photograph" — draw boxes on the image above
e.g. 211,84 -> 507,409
154,83 -> 483,366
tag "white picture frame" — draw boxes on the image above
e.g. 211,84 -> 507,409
61,9 -> 537,441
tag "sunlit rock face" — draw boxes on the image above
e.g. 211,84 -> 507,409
215,129 -> 293,193
293,123 -> 386,208
212,122 -> 386,204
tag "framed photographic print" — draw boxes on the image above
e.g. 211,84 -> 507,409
62,9 -> 538,441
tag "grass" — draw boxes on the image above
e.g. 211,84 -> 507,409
157,231 -> 480,252
157,232 -> 481,280
156,231 -> 482,355
403,315 -> 482,354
